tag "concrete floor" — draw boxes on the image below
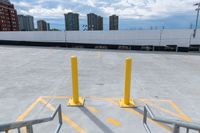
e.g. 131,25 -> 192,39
0,45 -> 200,133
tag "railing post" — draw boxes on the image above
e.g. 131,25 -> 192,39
68,56 -> 85,106
173,125 -> 180,133
119,57 -> 136,108
143,107 -> 147,124
186,128 -> 189,133
58,105 -> 62,125
18,128 -> 21,133
26,125 -> 33,133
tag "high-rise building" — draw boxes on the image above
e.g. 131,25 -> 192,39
17,15 -> 25,31
87,13 -> 103,31
47,23 -> 50,31
18,15 -> 34,31
25,15 -> 34,31
37,20 -> 48,31
0,0 -> 19,31
87,13 -> 97,31
64,12 -> 79,31
97,16 -> 103,30
109,15 -> 119,30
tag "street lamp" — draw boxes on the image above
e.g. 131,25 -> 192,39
193,2 -> 200,38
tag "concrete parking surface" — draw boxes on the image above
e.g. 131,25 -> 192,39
0,45 -> 200,133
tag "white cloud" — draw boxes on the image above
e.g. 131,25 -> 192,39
70,0 -> 96,7
14,0 -> 196,20
101,0 -> 195,19
12,1 -> 32,8
18,6 -> 72,19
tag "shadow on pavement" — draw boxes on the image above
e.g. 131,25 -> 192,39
79,107 -> 114,133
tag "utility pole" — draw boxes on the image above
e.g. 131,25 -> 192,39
159,28 -> 164,46
193,2 -> 200,38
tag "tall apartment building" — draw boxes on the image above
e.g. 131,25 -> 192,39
0,0 -> 19,31
37,20 -> 48,31
87,13 -> 103,31
47,23 -> 50,31
18,15 -> 34,31
64,12 -> 79,31
109,15 -> 119,30
97,16 -> 103,30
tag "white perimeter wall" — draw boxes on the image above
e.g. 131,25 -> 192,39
0,29 -> 200,47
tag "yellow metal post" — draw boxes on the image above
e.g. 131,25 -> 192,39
68,56 -> 85,106
119,57 -> 136,108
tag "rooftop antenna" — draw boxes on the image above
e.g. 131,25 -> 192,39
193,2 -> 200,38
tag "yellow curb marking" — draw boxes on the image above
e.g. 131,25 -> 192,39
42,96 -> 70,99
16,97 -> 87,133
16,97 -> 42,133
16,96 -> 192,133
40,98 -> 87,133
107,117 -> 121,126
168,101 -> 192,122
138,99 -> 192,122
16,97 -> 42,121
44,96 -> 191,128
107,99 -> 172,132
138,99 -> 183,119
86,106 -> 100,113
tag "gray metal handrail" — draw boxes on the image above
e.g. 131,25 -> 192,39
143,105 -> 200,133
0,104 -> 62,133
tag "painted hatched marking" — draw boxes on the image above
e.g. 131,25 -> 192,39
40,98 -> 87,133
168,101 -> 192,122
17,97 -> 42,121
138,99 -> 192,122
16,96 -> 192,133
107,117 -> 121,126
86,106 -> 100,113
106,99 -> 173,132
16,97 -> 87,133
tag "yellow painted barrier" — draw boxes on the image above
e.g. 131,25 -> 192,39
68,56 -> 85,106
119,57 -> 136,108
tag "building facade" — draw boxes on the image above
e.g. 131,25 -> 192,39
17,15 -> 24,31
0,0 -> 19,31
97,16 -> 103,30
47,23 -> 50,31
64,12 -> 79,31
37,20 -> 48,31
18,15 -> 34,31
109,15 -> 119,30
87,13 -> 103,31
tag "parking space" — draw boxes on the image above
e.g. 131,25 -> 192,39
14,96 -> 192,133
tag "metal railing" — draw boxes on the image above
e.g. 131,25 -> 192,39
0,105 -> 62,133
143,105 -> 200,133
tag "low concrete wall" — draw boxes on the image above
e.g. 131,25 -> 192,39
0,29 -> 199,47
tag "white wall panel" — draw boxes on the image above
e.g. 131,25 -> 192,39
66,30 -> 161,45
0,31 -> 66,42
0,30 -> 200,47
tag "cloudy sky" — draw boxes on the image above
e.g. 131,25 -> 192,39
11,0 -> 198,30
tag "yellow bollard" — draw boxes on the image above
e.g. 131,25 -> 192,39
119,57 -> 136,108
68,56 -> 85,106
